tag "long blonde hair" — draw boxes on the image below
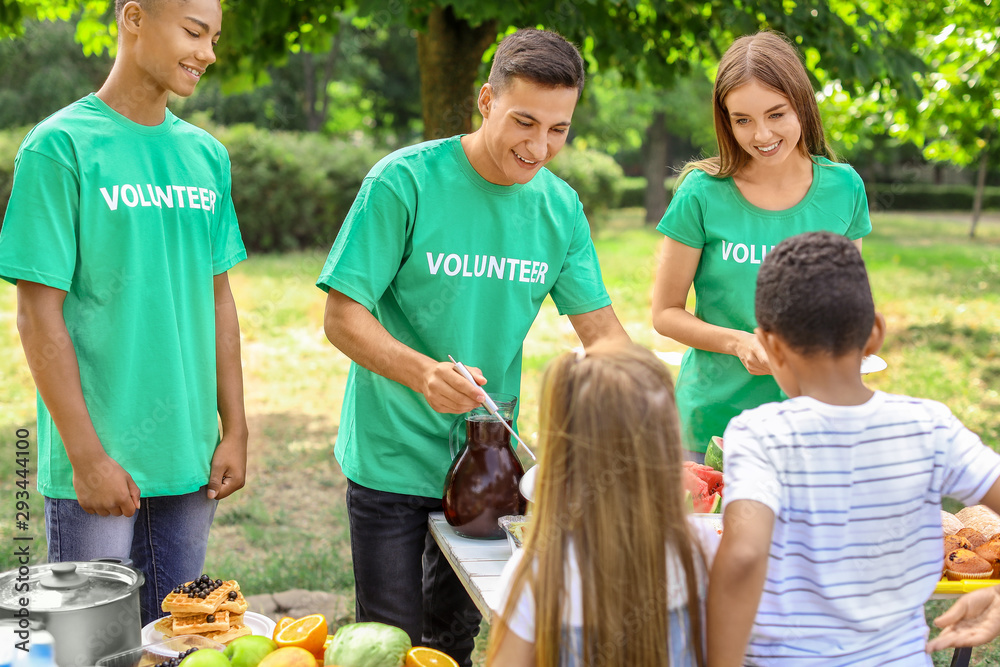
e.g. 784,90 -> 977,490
489,343 -> 706,666
681,30 -> 836,183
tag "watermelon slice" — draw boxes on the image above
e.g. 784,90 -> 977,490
682,461 -> 724,513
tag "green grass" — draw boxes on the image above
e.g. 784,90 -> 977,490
1,210 -> 999,664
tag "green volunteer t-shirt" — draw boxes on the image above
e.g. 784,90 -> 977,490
317,136 -> 611,497
0,94 -> 246,498
657,157 -> 871,452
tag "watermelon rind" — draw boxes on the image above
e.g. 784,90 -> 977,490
705,436 -> 724,472
710,493 -> 722,514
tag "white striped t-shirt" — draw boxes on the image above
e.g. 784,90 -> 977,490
723,391 -> 1000,666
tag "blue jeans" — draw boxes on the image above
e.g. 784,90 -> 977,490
45,489 -> 217,627
347,481 -> 481,667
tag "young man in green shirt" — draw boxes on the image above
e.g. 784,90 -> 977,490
318,28 -> 628,667
0,0 -> 247,627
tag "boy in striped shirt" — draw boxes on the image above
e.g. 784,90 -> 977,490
707,231 -> 1000,666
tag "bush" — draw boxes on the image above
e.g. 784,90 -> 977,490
866,182 -> 1000,212
547,145 -> 625,225
0,124 -> 383,253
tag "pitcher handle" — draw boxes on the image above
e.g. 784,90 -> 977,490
449,414 -> 465,460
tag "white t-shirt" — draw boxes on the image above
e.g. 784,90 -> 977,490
724,391 -> 1000,666
496,517 -> 719,666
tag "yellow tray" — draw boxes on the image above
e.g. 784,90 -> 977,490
934,578 -> 1000,595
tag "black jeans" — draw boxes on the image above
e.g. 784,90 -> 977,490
346,480 -> 482,667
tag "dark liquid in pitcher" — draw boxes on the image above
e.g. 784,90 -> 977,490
443,416 -> 527,538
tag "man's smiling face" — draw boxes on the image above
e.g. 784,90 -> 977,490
475,77 -> 579,186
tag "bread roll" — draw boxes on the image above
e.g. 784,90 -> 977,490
956,505 -> 1000,540
942,510 -> 964,535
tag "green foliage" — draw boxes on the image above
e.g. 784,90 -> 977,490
867,183 -> 1000,212
620,176 -> 678,209
0,19 -> 110,129
209,123 -> 383,252
547,144 -> 626,225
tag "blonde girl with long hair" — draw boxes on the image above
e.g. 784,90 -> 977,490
487,343 -> 716,667
651,31 -> 872,462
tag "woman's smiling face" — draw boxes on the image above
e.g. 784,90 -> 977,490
725,79 -> 804,168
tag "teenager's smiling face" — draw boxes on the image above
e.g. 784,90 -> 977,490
131,0 -> 221,98
476,77 -> 579,186
725,79 -> 804,168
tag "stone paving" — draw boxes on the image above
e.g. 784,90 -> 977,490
245,590 -> 356,631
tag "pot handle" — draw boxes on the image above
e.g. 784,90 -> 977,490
40,563 -> 89,589
449,414 -> 466,460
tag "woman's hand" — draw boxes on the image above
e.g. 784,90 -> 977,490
734,331 -> 771,375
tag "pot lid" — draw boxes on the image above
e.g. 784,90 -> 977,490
0,562 -> 143,612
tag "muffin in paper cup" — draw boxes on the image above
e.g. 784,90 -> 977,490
945,548 -> 994,581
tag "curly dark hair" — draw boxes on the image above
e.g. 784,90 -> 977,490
755,231 -> 874,356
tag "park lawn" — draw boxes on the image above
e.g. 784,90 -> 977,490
0,210 -> 997,664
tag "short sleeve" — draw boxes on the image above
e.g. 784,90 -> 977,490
845,168 -> 872,241
538,204 -> 611,317
0,148 -> 80,289
655,172 -> 708,249
721,415 -> 784,516
939,412 -> 1000,505
211,149 -> 247,275
495,549 -> 535,642
316,176 -> 409,310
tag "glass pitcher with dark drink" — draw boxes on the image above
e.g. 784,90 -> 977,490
444,393 -> 527,538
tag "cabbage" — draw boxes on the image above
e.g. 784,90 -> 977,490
324,622 -> 412,667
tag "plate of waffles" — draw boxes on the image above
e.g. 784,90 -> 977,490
143,576 -> 275,651
143,611 -> 276,649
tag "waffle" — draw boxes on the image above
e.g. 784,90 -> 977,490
157,577 -> 250,645
172,610 -> 231,635
218,590 -> 248,615
161,579 -> 238,615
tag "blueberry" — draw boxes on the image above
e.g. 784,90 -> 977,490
228,590 -> 238,600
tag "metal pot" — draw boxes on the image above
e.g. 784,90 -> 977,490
0,561 -> 144,667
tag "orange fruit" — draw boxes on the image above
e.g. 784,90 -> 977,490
405,646 -> 459,667
272,616 -> 295,640
273,613 -> 328,657
257,646 -> 317,667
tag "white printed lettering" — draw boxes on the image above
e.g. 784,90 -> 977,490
722,241 -> 734,261
137,184 -> 152,207
199,188 -> 210,210
506,259 -> 521,280
461,255 -> 473,277
187,187 -> 201,210
488,256 -> 506,279
443,254 -> 461,276
529,261 -> 540,282
172,186 -> 187,207
536,262 -> 548,284
734,244 -> 749,263
519,260 -> 532,282
121,184 -> 139,208
427,252 -> 444,275
100,186 -> 119,211
209,190 -> 217,214
154,186 -> 173,208
473,255 -> 488,277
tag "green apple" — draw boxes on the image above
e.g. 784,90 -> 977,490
223,635 -> 279,667
179,649 -> 231,667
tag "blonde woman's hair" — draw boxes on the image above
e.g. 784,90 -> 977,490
681,30 -> 836,184
489,343 -> 706,667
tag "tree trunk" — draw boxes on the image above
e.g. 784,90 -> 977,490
970,149 -> 989,238
416,7 -> 497,140
644,111 -> 669,224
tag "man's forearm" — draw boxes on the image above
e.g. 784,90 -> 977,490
214,274 -> 247,440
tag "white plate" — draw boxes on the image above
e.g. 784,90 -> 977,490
861,354 -> 887,375
520,465 -> 538,503
142,611 -> 276,651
